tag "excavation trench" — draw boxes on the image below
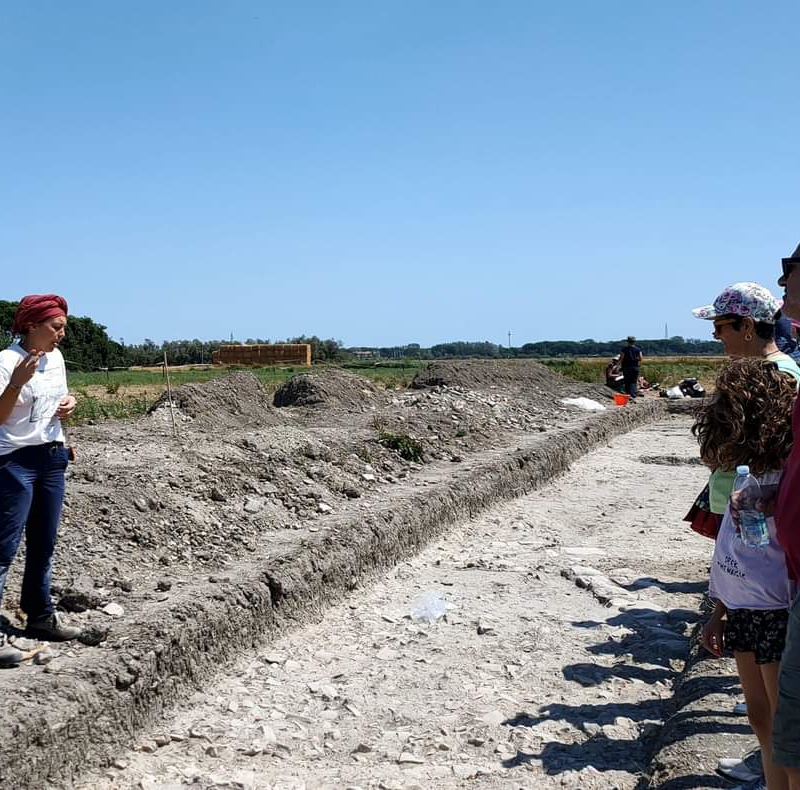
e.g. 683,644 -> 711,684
0,401 -> 665,788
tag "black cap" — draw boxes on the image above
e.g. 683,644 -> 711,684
783,241 -> 800,265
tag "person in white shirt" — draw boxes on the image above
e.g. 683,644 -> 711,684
0,295 -> 80,668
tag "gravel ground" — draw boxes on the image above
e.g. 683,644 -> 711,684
69,416 -> 719,790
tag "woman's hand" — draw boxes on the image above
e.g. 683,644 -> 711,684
702,614 -> 725,657
9,349 -> 43,390
56,395 -> 77,420
730,484 -> 780,529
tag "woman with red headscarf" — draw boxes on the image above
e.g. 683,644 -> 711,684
0,295 -> 80,667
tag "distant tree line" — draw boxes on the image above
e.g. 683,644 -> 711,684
518,337 -> 722,357
0,301 -> 349,369
0,299 -> 722,370
372,337 -> 723,358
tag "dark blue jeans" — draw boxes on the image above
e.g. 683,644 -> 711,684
0,443 -> 68,619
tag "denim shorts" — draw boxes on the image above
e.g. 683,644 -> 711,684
773,595 -> 800,769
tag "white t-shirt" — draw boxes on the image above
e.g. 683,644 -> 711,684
709,470 -> 797,610
0,344 -> 68,455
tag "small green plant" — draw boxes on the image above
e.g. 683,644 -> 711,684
370,415 -> 387,432
71,395 -> 151,425
106,381 -> 121,395
378,431 -> 424,463
455,429 -> 468,437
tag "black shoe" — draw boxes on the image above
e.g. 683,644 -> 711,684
26,611 -> 81,642
0,633 -> 22,667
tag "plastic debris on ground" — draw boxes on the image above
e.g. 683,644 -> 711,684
560,397 -> 607,412
410,591 -> 449,622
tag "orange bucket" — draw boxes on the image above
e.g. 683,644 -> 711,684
613,393 -> 630,406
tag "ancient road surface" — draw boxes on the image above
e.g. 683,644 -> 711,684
71,417 -> 716,790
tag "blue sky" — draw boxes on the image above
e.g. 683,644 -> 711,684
2,1 -> 799,347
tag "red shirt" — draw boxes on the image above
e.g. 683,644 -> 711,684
776,394 -> 800,582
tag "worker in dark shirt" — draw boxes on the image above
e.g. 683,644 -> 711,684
619,336 -> 643,398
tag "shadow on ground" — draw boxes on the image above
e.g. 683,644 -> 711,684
497,577 -> 748,786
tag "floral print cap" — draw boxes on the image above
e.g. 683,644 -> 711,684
692,282 -> 781,323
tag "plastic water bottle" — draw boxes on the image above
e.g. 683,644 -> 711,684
733,465 -> 770,549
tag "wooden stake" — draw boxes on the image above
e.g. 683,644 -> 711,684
163,351 -> 177,437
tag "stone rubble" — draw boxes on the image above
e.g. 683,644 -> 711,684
69,419 -> 716,790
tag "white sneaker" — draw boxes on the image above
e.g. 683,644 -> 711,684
716,750 -> 762,783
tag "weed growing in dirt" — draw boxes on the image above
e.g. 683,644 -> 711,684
369,416 -> 388,432
71,394 -> 151,425
378,431 -> 424,462
341,361 -> 424,389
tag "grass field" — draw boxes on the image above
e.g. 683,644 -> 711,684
65,357 -> 723,426
540,356 -> 726,390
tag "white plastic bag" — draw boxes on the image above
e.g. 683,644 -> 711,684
410,591 -> 449,622
560,397 -> 607,412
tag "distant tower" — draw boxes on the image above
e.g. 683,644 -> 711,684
665,323 -> 668,339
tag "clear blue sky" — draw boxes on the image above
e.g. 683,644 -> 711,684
2,1 -> 799,347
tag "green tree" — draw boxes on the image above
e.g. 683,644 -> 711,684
285,335 -> 344,362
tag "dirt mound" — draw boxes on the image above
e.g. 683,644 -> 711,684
273,369 -> 382,412
412,359 -> 613,401
149,371 -> 279,430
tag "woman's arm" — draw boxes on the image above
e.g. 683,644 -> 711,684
701,600 -> 726,657
0,350 -> 43,426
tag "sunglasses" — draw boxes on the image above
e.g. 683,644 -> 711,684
712,319 -> 737,335
782,256 -> 800,280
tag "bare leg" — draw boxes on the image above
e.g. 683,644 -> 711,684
759,660 -> 789,790
736,652 -> 787,790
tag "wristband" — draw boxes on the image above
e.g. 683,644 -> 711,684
7,382 -> 22,391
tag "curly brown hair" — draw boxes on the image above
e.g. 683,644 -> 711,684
692,357 -> 795,475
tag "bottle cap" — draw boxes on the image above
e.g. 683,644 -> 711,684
736,465 -> 750,476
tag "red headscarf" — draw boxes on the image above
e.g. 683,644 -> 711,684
12,294 -> 69,334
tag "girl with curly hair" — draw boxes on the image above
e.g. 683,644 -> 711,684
696,358 -> 796,790
686,283 -> 800,543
